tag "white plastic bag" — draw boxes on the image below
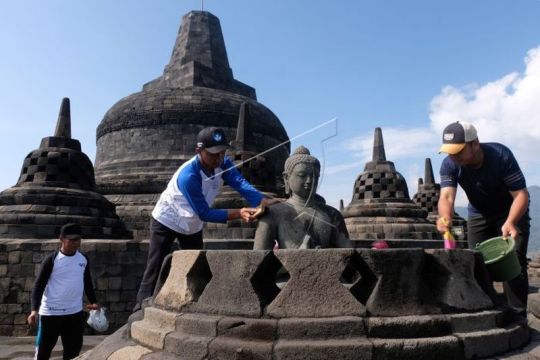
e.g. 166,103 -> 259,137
87,307 -> 109,332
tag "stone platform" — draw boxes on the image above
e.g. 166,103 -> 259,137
80,249 -> 530,359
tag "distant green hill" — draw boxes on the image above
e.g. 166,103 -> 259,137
455,186 -> 539,255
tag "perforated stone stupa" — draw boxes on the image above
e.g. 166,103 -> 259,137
412,158 -> 467,241
0,98 -> 128,239
342,128 -> 440,246
94,11 -> 289,240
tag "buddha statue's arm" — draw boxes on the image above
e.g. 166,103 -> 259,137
253,214 -> 277,250
331,207 -> 353,248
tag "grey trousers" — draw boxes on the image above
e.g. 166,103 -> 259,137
134,218 -> 203,311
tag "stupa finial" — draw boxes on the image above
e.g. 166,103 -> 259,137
424,158 -> 435,185
54,98 -> 71,138
372,127 -> 386,161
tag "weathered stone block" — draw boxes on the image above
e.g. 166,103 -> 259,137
97,278 -> 108,291
449,311 -> 498,332
131,308 -> 179,350
14,313 -> 27,325
217,317 -> 277,341
109,277 -> 122,290
267,249 -> 365,318
32,252 -> 44,263
424,250 -> 492,311
277,317 -> 365,340
190,251 -> 270,317
105,291 -> 120,303
371,336 -> 462,360
208,337 -> 273,360
274,339 -> 372,360
8,251 -> 21,264
176,313 -> 221,337
164,332 -> 210,359
506,321 -> 530,349
154,251 -> 209,312
108,345 -> 152,360
360,249 -> 439,316
455,328 -> 509,358
366,315 -> 451,338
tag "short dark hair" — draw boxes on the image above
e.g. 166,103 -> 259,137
59,223 -> 82,239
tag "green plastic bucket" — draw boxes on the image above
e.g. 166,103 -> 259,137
475,236 -> 521,282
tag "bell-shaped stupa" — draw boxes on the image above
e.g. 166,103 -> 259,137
342,128 -> 440,247
413,158 -> 467,241
0,98 -> 128,239
94,11 -> 289,240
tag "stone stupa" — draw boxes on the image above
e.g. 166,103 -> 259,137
412,158 -> 467,242
94,11 -> 289,240
0,98 -> 128,239
342,128 -> 441,247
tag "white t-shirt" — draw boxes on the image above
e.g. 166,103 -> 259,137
39,251 -> 87,316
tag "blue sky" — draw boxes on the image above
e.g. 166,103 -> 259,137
1,0 -> 540,208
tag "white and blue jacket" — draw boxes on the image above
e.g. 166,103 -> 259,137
152,155 -> 263,234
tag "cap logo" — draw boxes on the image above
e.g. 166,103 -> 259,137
443,133 -> 454,141
213,132 -> 223,142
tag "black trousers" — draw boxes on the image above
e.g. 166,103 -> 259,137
35,311 -> 85,360
467,211 -> 530,313
134,218 -> 203,310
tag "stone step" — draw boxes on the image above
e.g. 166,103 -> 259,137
143,307 -> 179,329
505,321 -> 530,350
366,315 -> 451,338
163,331 -> 211,359
209,337 -> 274,359
273,338 -> 373,360
277,317 -> 366,340
130,308 -> 179,350
370,336 -> 462,360
449,310 -> 500,332
454,328 -> 510,359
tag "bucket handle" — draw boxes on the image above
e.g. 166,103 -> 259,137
475,237 -> 513,256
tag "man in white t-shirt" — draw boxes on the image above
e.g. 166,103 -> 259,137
28,223 -> 99,360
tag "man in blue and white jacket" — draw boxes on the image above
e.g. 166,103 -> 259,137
135,126 -> 272,310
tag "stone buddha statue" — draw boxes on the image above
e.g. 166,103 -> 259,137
253,146 -> 351,249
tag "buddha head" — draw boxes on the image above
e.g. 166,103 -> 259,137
283,146 -> 320,200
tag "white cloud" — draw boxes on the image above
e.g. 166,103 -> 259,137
319,45 -> 540,207
323,161 -> 363,175
344,127 -> 439,163
429,45 -> 540,169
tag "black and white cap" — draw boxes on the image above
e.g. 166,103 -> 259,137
196,127 -> 231,154
439,122 -> 478,155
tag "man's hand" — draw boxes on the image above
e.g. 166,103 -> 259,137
501,221 -> 519,239
86,303 -> 100,311
239,208 -> 257,223
27,311 -> 38,327
436,217 -> 452,233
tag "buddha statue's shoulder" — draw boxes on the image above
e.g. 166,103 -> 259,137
265,201 -> 297,218
318,202 -> 346,223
